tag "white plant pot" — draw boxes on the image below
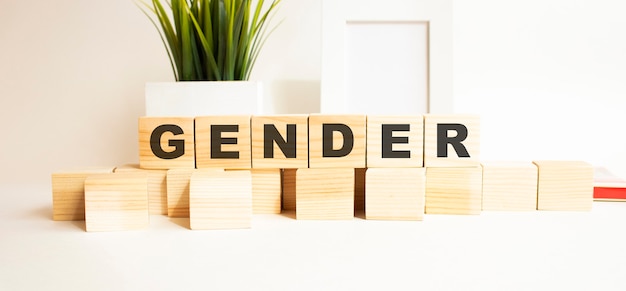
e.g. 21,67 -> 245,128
145,81 -> 263,117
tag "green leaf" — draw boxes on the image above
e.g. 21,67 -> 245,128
139,0 -> 281,82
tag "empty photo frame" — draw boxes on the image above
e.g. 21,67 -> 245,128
321,0 -> 453,114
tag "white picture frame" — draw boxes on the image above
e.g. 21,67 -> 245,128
321,0 -> 453,114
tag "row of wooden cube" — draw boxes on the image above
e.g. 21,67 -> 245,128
51,167 -> 276,231
140,114 -> 481,170
52,160 -> 593,230
292,160 -> 593,219
51,164 -> 282,220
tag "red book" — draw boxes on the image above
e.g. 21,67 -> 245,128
594,167 -> 626,201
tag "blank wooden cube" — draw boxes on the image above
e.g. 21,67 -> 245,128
84,173 -> 149,232
533,161 -> 593,211
139,117 -> 195,169
426,167 -> 482,215
354,168 -> 366,212
296,168 -> 354,220
167,169 -> 225,218
251,115 -> 309,169
481,162 -> 538,211
424,114 -> 480,167
308,115 -> 366,168
190,170 -> 252,230
282,169 -> 296,211
114,164 -> 167,215
366,168 -> 426,220
166,168 -> 195,218
51,167 -> 114,221
366,115 -> 424,168
251,169 -> 282,214
195,115 -> 251,169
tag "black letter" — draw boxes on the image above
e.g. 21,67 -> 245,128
150,124 -> 185,159
382,124 -> 410,159
211,125 -> 239,159
323,124 -> 354,157
264,124 -> 296,158
437,123 -> 470,158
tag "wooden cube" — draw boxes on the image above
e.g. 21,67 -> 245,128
51,167 -> 114,221
425,167 -> 482,215
424,114 -> 480,167
114,164 -> 167,215
481,162 -> 538,211
354,168 -> 366,212
366,168 -> 426,220
139,117 -> 195,169
308,115 -> 366,168
366,115 -> 424,168
195,115 -> 251,169
282,169 -> 296,211
251,115 -> 309,169
226,168 -> 281,214
189,170 -> 252,230
251,169 -> 282,214
533,161 -> 593,211
296,168 -> 354,220
84,173 -> 149,232
166,168 -> 195,218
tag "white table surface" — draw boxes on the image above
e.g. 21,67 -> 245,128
1,184 -> 625,291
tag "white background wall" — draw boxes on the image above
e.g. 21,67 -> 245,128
1,0 -> 625,186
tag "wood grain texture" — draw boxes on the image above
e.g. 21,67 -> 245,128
354,168 -> 366,212
189,170 -> 252,230
195,115 -> 251,169
481,162 -> 538,211
425,166 -> 482,215
51,167 -> 114,221
251,169 -> 282,214
366,115 -> 424,168
84,173 -> 149,232
114,164 -> 168,215
281,169 -> 296,211
533,160 -> 593,211
308,115 -> 366,168
166,168 -> 195,218
366,168 -> 426,220
138,117 -> 195,169
296,168 -> 354,220
424,114 -> 480,167
251,115 -> 309,169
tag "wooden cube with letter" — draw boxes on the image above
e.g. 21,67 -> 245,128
533,160 -> 593,211
139,117 -> 195,169
425,166 -> 482,215
365,168 -> 426,220
308,115 -> 366,168
424,114 -> 480,167
296,168 -> 354,220
84,173 -> 149,232
366,115 -> 424,168
114,164 -> 168,215
195,115 -> 251,169
51,167 -> 114,221
251,115 -> 309,169
481,162 -> 538,211
189,170 -> 252,230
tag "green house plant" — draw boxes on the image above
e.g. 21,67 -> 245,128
138,0 -> 281,116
